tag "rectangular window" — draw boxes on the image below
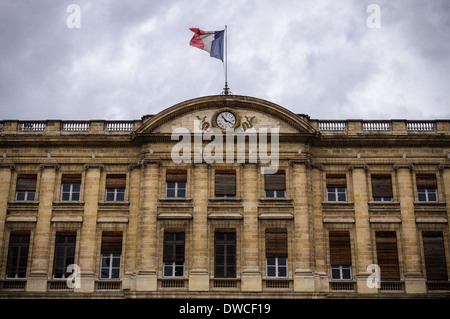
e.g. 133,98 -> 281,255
329,231 -> 352,280
6,233 -> 30,279
371,174 -> 393,201
214,231 -> 236,278
53,233 -> 76,279
266,228 -> 288,278
375,231 -> 400,281
163,231 -> 185,277
61,174 -> 81,201
100,232 -> 122,279
264,170 -> 286,198
422,231 -> 448,281
416,174 -> 438,202
215,170 -> 236,198
15,174 -> 37,201
166,170 -> 187,198
326,174 -> 347,202
105,174 -> 126,202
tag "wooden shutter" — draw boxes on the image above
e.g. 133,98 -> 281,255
101,232 -> 123,254
163,232 -> 185,262
422,231 -> 448,281
416,174 -> 437,188
329,231 -> 351,265
61,174 -> 81,184
16,174 -> 37,191
215,170 -> 236,196
264,171 -> 286,191
375,231 -> 400,280
265,228 -> 288,258
166,170 -> 187,182
371,174 -> 393,197
326,174 -> 346,188
105,174 -> 126,189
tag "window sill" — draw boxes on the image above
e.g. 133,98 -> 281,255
158,197 -> 192,203
259,197 -> 293,204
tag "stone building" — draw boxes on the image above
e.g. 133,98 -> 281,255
0,94 -> 449,298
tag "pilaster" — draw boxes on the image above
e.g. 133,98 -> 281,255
241,163 -> 261,292
394,163 -> 426,293
26,162 -> 59,292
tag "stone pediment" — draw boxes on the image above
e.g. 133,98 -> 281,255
135,95 -> 316,135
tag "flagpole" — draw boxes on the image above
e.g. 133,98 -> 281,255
223,25 -> 230,95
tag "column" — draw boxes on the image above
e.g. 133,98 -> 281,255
189,163 -> 209,291
123,163 -> 141,290
291,160 -> 315,291
135,159 -> 160,291
241,164 -> 261,291
394,163 -> 426,293
349,164 -> 375,294
0,163 -> 14,271
75,163 -> 103,292
27,162 -> 59,292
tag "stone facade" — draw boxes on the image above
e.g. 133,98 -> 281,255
0,95 -> 449,298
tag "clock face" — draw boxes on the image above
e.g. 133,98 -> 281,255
216,111 -> 236,129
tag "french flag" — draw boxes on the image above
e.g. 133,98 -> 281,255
189,28 -> 225,62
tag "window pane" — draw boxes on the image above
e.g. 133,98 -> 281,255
61,192 -> 70,201
373,197 -> 381,201
331,267 -> 340,280
267,266 -> 276,277
337,192 -> 346,202
106,190 -> 115,201
72,183 -> 81,192
111,268 -> 120,278
177,188 -> 186,198
278,266 -> 287,277
278,257 -> 287,266
16,191 -> 25,201
62,184 -> 71,192
167,189 -> 176,197
167,182 -> 176,189
428,189 -> 437,201
175,264 -> 184,277
116,189 -> 125,201
265,190 -> 275,198
327,189 -> 336,202
342,267 -> 352,279
112,256 -> 121,267
178,182 -> 186,189
27,191 -> 35,201
71,192 -> 80,201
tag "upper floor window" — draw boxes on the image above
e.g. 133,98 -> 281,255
215,170 -> 236,198
214,231 -> 236,278
416,174 -> 438,202
105,174 -> 126,202
371,174 -> 393,202
326,174 -> 347,202
100,232 -> 122,279
329,231 -> 352,280
163,231 -> 185,277
15,174 -> 36,201
265,228 -> 288,278
53,233 -> 76,279
166,170 -> 187,198
6,233 -> 30,279
61,174 -> 81,202
264,170 -> 286,198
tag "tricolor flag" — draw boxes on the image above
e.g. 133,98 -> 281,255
189,28 -> 225,61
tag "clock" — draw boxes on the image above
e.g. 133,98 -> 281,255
215,111 -> 237,130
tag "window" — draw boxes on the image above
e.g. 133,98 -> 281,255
371,174 -> 393,202
166,170 -> 187,198
6,233 -> 30,279
61,174 -> 81,201
215,170 -> 236,198
15,174 -> 36,201
214,231 -> 236,278
326,174 -> 347,202
422,231 -> 448,281
265,229 -> 288,278
329,231 -> 352,280
416,174 -> 438,202
100,232 -> 122,279
53,233 -> 76,279
105,174 -> 126,202
375,231 -> 400,281
163,231 -> 185,277
264,170 -> 286,198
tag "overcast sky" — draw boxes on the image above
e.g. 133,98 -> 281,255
0,0 -> 449,121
